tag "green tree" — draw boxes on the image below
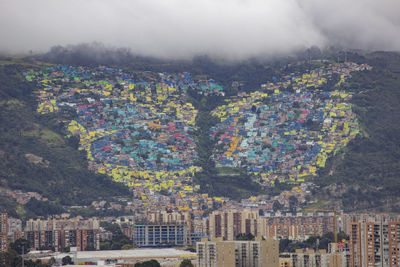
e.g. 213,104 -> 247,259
99,222 -> 132,250
272,200 -> 283,212
10,238 -> 31,255
0,250 -> 22,267
121,244 -> 134,250
134,259 -> 161,267
179,259 -> 194,267
288,196 -> 298,212
85,245 -> 96,251
62,256 -> 73,265
236,233 -> 255,241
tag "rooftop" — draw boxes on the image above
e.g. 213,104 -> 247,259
44,248 -> 196,261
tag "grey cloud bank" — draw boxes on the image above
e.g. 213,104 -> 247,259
0,0 -> 399,59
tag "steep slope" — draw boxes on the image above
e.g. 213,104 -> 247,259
316,52 -> 400,211
0,63 -> 130,213
3,51 -> 400,213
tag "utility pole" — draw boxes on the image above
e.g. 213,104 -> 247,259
22,245 -> 24,267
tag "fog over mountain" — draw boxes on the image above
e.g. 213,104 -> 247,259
1,0 -> 399,59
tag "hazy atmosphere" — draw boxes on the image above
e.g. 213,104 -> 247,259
1,0 -> 400,59
2,0 -> 400,265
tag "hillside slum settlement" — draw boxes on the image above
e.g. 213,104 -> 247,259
210,62 -> 371,185
23,61 -> 371,213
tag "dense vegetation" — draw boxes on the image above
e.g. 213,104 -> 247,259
179,259 -> 194,267
0,238 -> 52,267
134,259 -> 161,267
279,232 -> 349,253
0,63 -> 130,217
188,89 -> 263,200
316,52 -> 400,211
99,222 -> 133,250
0,195 -> 20,218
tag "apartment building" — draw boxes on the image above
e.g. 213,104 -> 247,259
208,209 -> 259,240
146,211 -> 191,224
20,218 -> 100,251
133,223 -> 188,247
208,209 -> 335,241
340,213 -> 400,235
0,213 -> 7,253
350,220 -> 400,267
259,212 -> 335,240
282,246 -> 351,267
196,238 -> 279,267
7,217 -> 22,241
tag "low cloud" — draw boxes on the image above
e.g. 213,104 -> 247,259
0,0 -> 399,59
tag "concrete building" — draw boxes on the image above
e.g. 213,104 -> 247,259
133,223 -> 188,247
147,211 -> 190,224
22,228 -> 100,252
350,220 -> 400,267
282,247 -> 351,267
25,218 -> 99,231
7,217 -> 22,241
0,213 -> 8,253
208,209 -> 259,240
196,238 -> 279,267
207,210 -> 335,241
259,211 -> 335,240
280,257 -> 292,267
340,213 -> 400,236
20,218 -> 100,251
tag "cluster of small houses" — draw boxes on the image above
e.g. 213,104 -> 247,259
24,66 -> 226,211
23,61 -> 370,213
210,62 -> 371,185
0,187 -> 48,205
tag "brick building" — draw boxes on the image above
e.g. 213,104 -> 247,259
207,210 -> 335,241
258,211 -> 335,240
350,220 -> 400,267
20,218 -> 100,251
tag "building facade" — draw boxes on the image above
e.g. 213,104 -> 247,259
350,220 -> 400,267
259,212 -> 335,240
196,238 -> 279,267
207,210 -> 335,241
133,223 -> 188,247
208,209 -> 259,240
282,247 -> 351,267
0,213 -> 8,253
340,213 -> 400,236
7,217 -> 22,241
20,218 -> 100,251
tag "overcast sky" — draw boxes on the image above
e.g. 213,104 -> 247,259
1,0 -> 399,59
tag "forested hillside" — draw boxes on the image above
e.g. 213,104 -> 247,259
0,62 -> 130,217
316,52 -> 400,211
